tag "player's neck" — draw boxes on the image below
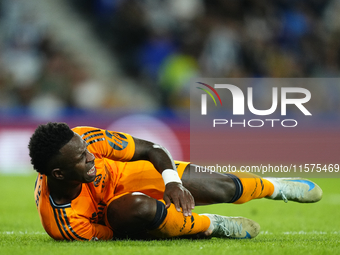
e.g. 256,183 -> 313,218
47,178 -> 82,205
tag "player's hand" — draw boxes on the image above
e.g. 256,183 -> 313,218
163,182 -> 195,217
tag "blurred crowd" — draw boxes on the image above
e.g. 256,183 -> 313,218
73,0 -> 340,112
0,0 -> 108,118
1,0 -> 340,116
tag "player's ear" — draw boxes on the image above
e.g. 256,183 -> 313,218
51,168 -> 64,180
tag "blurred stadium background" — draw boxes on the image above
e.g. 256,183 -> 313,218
1,0 -> 340,174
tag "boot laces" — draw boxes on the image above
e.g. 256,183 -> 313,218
279,182 -> 305,203
213,215 -> 242,237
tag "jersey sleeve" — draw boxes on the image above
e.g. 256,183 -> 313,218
72,126 -> 135,162
57,218 -> 113,241
45,206 -> 113,241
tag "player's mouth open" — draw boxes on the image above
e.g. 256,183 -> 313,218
87,165 -> 96,176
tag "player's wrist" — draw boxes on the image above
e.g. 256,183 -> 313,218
162,169 -> 182,185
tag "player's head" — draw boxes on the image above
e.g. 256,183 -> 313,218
28,122 -> 96,183
29,122 -> 74,175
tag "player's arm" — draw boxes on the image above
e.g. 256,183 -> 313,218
86,223 -> 114,241
130,137 -> 195,217
51,216 -> 113,241
73,127 -> 194,215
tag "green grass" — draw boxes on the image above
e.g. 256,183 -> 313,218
0,175 -> 339,255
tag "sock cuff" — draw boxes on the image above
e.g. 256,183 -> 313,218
225,174 -> 243,203
147,200 -> 168,230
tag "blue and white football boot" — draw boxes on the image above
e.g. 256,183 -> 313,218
202,214 -> 260,239
264,178 -> 322,203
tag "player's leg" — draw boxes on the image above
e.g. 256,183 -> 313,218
115,160 -> 271,204
182,164 -> 322,204
105,193 -> 210,239
181,164 -> 274,204
180,164 -> 236,205
105,193 -> 260,239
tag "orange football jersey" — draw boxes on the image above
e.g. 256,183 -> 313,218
34,126 -> 188,241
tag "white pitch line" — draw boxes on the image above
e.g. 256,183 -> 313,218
261,231 -> 339,235
1,231 -> 46,235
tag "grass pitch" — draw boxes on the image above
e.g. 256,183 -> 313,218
0,175 -> 339,255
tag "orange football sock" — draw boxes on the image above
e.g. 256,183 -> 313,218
230,172 -> 274,204
149,201 -> 210,238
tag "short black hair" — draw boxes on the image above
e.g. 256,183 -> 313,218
28,122 -> 74,175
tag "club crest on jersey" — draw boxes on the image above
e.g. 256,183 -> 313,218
93,174 -> 102,187
105,130 -> 128,150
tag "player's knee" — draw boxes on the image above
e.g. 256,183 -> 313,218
106,194 -> 157,238
128,195 -> 157,222
107,194 -> 157,224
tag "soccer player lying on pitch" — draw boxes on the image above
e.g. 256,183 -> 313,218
29,122 -> 322,241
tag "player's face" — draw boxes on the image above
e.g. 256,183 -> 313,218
58,133 -> 97,183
